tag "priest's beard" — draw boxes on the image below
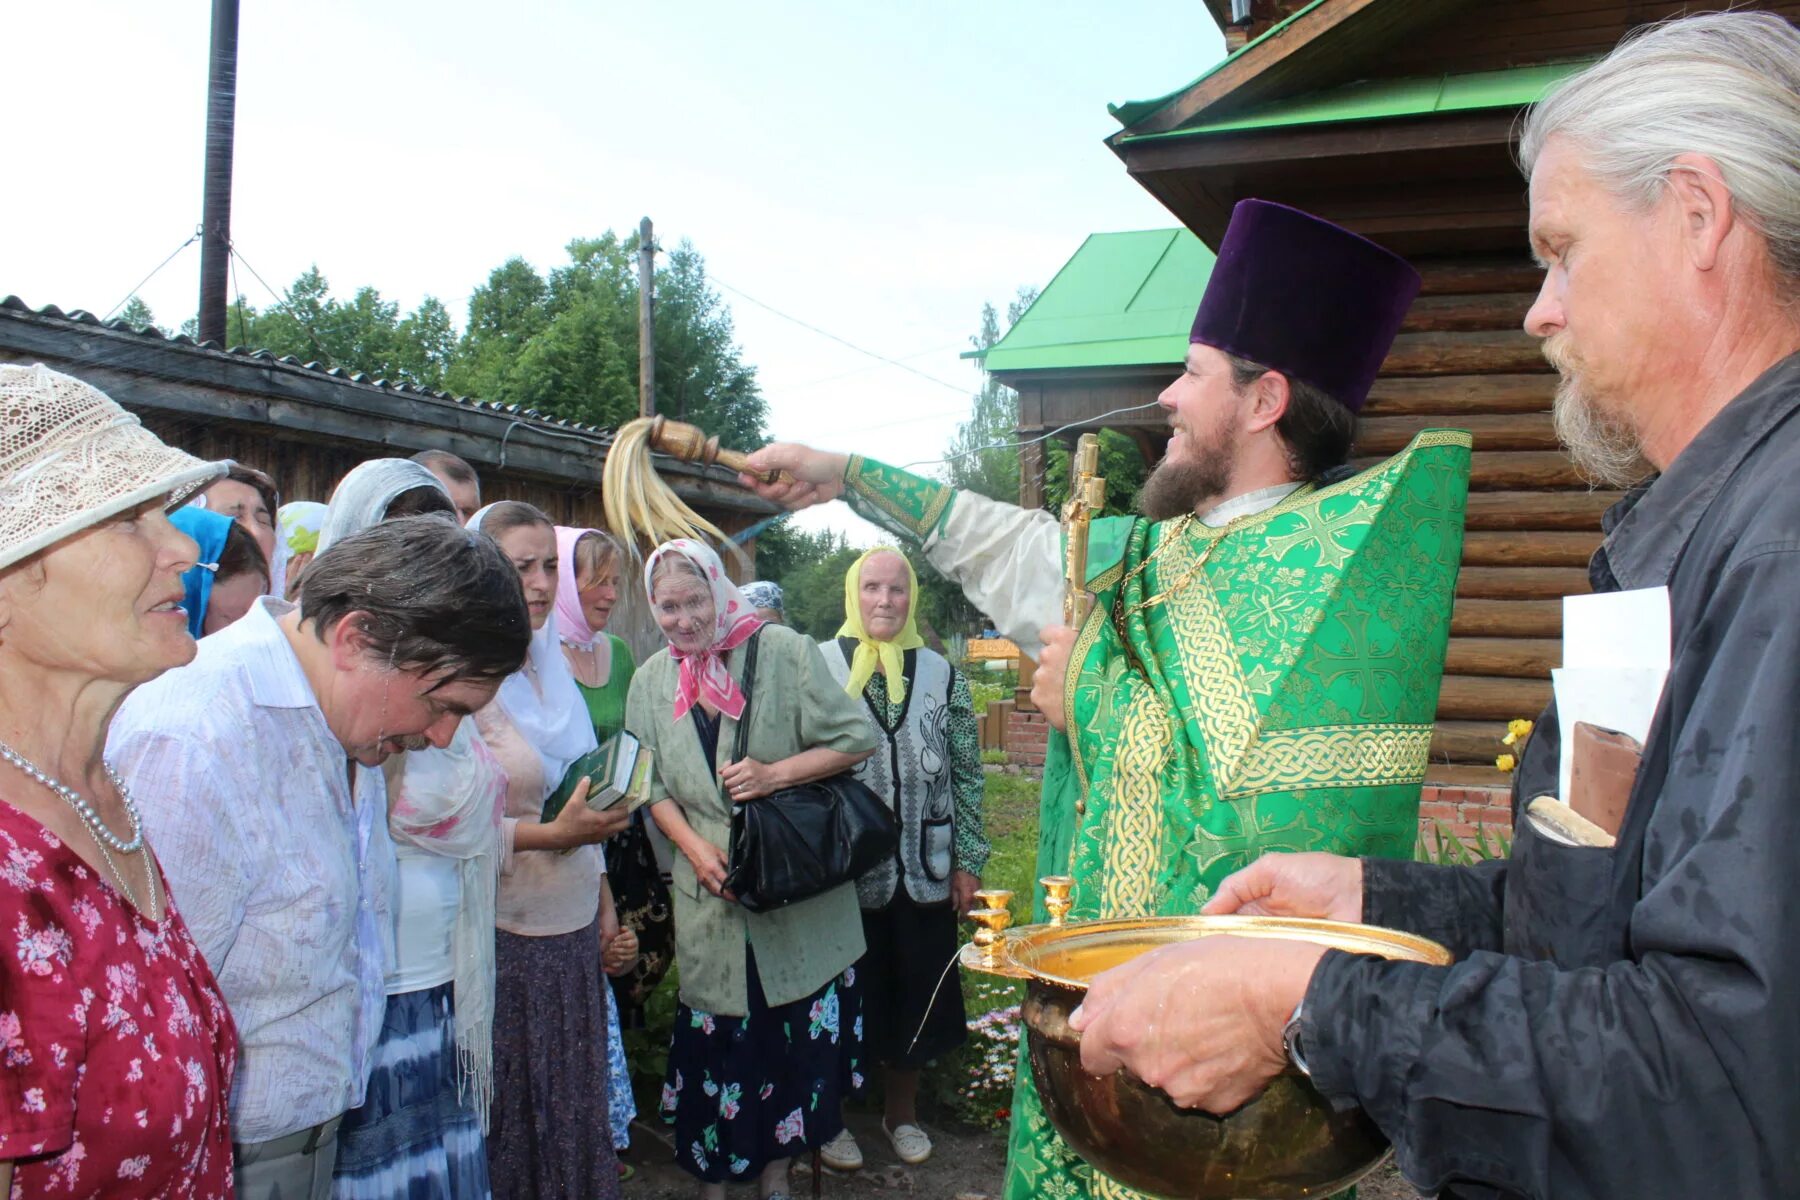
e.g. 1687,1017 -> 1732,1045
1135,420 -> 1239,521
1544,333 -> 1652,487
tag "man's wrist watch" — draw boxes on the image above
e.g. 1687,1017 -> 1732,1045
1282,1000 -> 1312,1077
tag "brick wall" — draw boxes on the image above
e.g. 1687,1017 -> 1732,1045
1006,709 -> 1050,768
1418,784 -> 1514,856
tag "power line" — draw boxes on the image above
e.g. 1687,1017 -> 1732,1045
102,229 -> 202,321
228,243 -> 338,368
899,398 -> 1164,471
710,275 -> 975,397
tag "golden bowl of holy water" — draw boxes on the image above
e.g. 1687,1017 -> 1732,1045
962,880 -> 1451,1200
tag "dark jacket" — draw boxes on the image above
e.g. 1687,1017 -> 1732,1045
1303,352 -> 1800,1199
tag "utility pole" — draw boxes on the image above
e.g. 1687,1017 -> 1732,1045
637,216 -> 656,419
197,0 -> 240,345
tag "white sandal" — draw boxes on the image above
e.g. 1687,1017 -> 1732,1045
820,1127 -> 863,1171
883,1119 -> 933,1165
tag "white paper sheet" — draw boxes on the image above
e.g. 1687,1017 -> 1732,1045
1554,588 -> 1672,800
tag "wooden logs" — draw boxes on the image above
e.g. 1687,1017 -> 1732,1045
1445,637 -> 1560,677
1400,292 -> 1535,334
1363,372 -> 1553,415
1464,491 -> 1621,530
1460,531 -> 1599,568
1436,674 -> 1553,720
1415,257 -> 1545,296
1423,762 -> 1513,789
1456,566 -> 1591,600
1451,599 -> 1563,638
1430,719 -> 1514,764
1355,411 -> 1557,455
1381,330 -> 1548,377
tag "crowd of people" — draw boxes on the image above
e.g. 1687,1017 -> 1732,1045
0,369 -> 988,1200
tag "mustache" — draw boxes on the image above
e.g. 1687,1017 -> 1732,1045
1541,331 -> 1580,375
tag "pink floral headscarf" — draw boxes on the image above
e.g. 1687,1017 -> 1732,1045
645,538 -> 764,721
553,525 -> 616,650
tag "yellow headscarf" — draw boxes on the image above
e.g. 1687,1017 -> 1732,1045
837,546 -> 926,704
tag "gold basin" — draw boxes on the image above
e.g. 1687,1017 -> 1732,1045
991,915 -> 1450,1200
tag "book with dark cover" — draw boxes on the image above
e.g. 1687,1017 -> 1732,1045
541,730 -> 644,823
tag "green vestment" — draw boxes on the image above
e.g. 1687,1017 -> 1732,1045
843,430 -> 1472,1200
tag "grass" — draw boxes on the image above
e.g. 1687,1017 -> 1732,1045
626,771 -> 1047,1131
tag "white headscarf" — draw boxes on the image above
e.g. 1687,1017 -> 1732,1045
329,467 -> 502,1128
317,458 -> 451,554
469,504 -> 599,794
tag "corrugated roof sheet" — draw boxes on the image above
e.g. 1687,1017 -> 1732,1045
0,294 -> 617,444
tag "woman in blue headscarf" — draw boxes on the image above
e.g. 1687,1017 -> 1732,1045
169,506 -> 268,637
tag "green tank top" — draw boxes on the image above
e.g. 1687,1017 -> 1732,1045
572,634 -> 637,743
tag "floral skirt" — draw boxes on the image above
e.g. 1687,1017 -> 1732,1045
660,946 -> 863,1183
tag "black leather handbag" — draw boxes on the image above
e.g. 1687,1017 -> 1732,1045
722,628 -> 898,913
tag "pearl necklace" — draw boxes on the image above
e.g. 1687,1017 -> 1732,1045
0,740 -> 145,853
0,739 -> 158,917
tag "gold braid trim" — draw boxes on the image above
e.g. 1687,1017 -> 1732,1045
1224,724 -> 1435,798
1099,685 -> 1174,921
1159,530 -> 1262,790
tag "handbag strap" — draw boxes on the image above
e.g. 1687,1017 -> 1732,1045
730,625 -> 765,764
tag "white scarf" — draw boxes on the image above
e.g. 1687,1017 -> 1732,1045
469,504 -> 599,795
317,458 -> 450,554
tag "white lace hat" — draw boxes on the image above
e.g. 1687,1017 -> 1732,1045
0,363 -> 227,571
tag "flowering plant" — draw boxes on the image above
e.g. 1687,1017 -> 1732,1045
1495,718 -> 1534,773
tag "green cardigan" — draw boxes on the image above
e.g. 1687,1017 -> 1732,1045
625,622 -> 879,1017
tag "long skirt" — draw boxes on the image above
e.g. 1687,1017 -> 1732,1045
487,923 -> 621,1200
659,946 -> 864,1184
332,982 -> 491,1200
604,810 -> 675,1028
859,893 -> 968,1068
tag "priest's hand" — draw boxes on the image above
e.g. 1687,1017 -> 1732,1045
740,443 -> 849,511
1032,624 -> 1078,731
1069,935 -> 1326,1113
1202,852 -> 1364,923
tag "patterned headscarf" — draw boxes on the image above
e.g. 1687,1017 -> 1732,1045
644,538 -> 763,721
837,546 -> 925,704
741,580 -> 784,616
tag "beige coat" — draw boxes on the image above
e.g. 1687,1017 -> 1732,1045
625,623 -> 878,1016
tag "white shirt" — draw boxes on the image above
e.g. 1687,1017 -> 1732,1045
385,847 -> 459,994
109,597 -> 393,1143
923,483 -> 1302,657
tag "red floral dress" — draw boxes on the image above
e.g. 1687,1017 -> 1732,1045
0,799 -> 237,1198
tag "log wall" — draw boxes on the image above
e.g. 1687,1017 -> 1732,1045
1358,256 -> 1597,786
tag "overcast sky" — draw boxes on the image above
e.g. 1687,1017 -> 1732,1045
6,1 -> 1221,541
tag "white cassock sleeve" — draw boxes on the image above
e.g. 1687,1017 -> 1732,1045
921,490 -> 1063,659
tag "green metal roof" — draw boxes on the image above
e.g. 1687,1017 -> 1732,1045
1108,0 -> 1329,130
973,229 -> 1213,374
1115,60 -> 1594,145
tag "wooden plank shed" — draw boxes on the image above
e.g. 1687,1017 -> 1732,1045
989,0 -> 1800,789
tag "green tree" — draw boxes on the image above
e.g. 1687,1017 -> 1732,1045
113,296 -> 164,334
947,286 -> 1039,504
222,266 -> 455,389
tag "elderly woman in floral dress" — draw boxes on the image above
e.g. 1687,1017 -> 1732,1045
0,364 -> 237,1198
626,539 -> 877,1200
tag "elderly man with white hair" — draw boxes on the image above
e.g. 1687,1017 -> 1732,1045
1066,12 -> 1800,1199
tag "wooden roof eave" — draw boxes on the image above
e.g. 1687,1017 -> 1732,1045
1114,108 -> 1525,251
1112,0 -> 1482,139
0,303 -> 776,516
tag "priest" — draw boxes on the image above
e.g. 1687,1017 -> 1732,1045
742,200 -> 1471,1199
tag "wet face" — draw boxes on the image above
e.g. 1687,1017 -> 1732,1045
858,551 -> 912,642
321,648 -> 500,767
576,542 -> 620,633
652,567 -> 717,656
0,500 -> 200,686
202,568 -> 266,636
1524,135 -> 1662,484
204,478 -> 277,565
495,522 -> 557,631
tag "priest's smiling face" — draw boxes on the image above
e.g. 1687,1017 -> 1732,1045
1138,343 -> 1246,520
